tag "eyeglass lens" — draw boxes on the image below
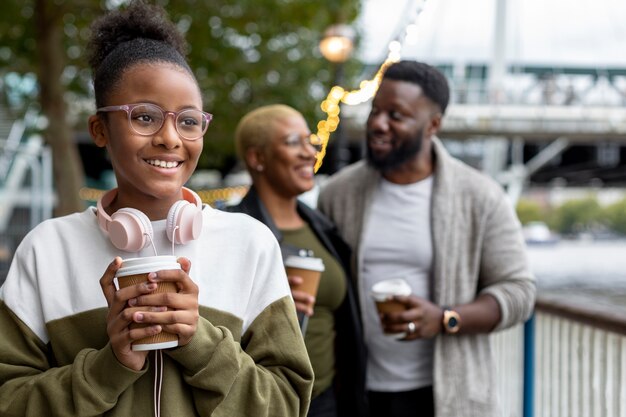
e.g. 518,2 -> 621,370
130,104 -> 207,139
285,133 -> 323,152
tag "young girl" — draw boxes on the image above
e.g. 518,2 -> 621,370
0,2 -> 313,416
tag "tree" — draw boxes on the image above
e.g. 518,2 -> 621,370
0,0 -> 104,216
550,197 -> 605,235
604,198 -> 626,236
0,0 -> 362,216
516,198 -> 545,225
165,0 -> 362,173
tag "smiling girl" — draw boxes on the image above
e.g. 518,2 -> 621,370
0,2 -> 312,416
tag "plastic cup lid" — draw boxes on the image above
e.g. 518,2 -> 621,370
284,255 -> 325,272
116,255 -> 181,277
371,278 -> 412,300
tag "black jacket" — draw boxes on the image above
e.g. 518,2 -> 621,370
227,186 -> 367,417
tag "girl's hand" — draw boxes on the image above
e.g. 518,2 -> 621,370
125,257 -> 199,347
100,257 -> 159,371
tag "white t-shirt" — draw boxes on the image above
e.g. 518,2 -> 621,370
360,175 -> 434,392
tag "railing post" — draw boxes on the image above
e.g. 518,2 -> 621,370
523,313 -> 535,417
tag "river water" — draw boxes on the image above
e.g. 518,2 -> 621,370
527,239 -> 626,309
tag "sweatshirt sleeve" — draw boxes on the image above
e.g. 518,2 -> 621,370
165,223 -> 314,417
0,301 -> 147,416
0,223 -> 150,417
166,296 -> 313,416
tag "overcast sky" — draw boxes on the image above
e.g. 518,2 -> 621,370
357,0 -> 626,68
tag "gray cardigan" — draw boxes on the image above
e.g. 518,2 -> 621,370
318,137 -> 536,417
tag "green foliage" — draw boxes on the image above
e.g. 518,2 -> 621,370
0,0 -> 104,110
0,0 -> 363,173
515,198 -> 545,225
165,0 -> 362,172
604,198 -> 626,236
549,197 -> 605,235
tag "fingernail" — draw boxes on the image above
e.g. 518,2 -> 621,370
146,283 -> 157,290
136,313 -> 144,321
128,298 -> 137,306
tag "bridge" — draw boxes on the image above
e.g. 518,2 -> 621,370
335,63 -> 626,203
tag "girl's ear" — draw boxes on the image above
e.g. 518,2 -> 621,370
88,114 -> 108,148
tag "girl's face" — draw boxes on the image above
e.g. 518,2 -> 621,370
261,114 -> 317,198
90,63 -> 204,218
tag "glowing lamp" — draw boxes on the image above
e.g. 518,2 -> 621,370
319,24 -> 355,63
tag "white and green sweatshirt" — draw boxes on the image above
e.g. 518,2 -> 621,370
0,204 -> 313,416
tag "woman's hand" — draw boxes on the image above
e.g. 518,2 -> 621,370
287,274 -> 316,316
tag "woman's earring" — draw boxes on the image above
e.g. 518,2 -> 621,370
256,165 -> 264,172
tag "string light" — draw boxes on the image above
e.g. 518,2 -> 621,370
79,185 -> 250,208
314,0 -> 431,172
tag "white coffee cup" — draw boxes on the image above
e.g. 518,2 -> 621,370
115,255 -> 181,351
284,255 -> 325,298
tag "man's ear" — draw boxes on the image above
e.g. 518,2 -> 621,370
88,114 -> 108,148
426,112 -> 442,137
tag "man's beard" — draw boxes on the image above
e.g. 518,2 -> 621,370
366,130 -> 423,172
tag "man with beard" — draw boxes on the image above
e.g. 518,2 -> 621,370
317,60 -> 535,417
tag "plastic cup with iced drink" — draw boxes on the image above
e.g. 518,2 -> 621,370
115,255 -> 181,351
371,278 -> 412,339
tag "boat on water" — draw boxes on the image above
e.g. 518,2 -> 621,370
523,221 -> 560,245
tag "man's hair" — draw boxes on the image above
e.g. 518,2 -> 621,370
383,60 -> 450,114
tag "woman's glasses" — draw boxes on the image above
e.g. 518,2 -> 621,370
97,103 -> 213,141
283,133 -> 323,153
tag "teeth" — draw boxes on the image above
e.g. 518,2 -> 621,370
147,159 -> 180,168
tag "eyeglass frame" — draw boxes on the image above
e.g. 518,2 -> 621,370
96,103 -> 213,141
282,132 -> 323,153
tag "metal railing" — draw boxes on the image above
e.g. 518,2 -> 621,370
0,136 -> 53,285
493,293 -> 626,417
534,294 -> 626,417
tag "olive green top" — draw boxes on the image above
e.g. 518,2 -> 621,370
281,223 -> 347,398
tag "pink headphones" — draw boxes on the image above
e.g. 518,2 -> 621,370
97,187 -> 203,252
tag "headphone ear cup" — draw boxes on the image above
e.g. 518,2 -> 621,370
166,200 -> 203,245
109,208 -> 153,252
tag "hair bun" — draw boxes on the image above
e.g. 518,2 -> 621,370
87,0 -> 187,73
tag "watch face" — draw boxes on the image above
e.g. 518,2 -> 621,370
444,309 -> 460,333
